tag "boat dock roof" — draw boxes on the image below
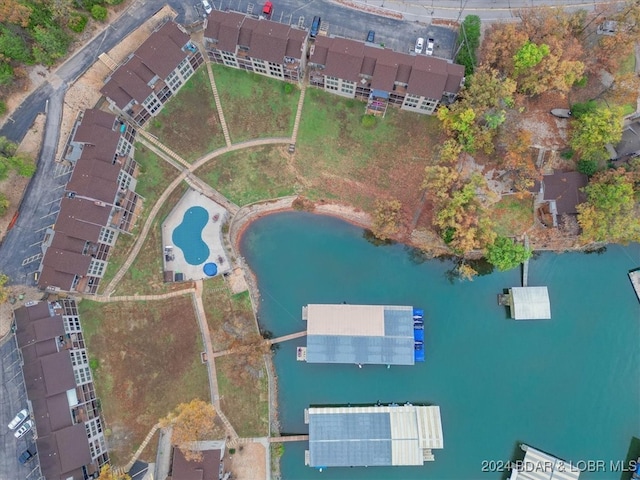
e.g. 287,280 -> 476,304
509,287 -> 551,320
629,269 -> 640,302
509,444 -> 580,480
303,304 -> 416,365
305,404 -> 443,468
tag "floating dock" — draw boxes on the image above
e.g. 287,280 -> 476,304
301,304 -> 425,365
629,269 -> 640,302
305,404 -> 443,468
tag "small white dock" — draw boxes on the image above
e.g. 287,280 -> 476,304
629,269 -> 640,302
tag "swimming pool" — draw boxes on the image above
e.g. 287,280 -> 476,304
172,206 -> 210,265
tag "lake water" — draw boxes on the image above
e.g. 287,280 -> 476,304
239,211 -> 640,480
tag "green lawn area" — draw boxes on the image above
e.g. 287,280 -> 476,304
293,88 -> 443,214
79,296 -> 210,464
194,145 -> 297,206
148,67 -> 226,162
99,143 -> 180,294
212,64 -> 300,142
113,182 -> 189,296
491,195 -> 534,237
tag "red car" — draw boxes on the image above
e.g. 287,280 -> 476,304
262,1 -> 273,17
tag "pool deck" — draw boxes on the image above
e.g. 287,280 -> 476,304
161,188 -> 232,281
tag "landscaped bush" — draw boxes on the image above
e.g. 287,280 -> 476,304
283,83 -> 293,94
560,148 -> 574,160
91,5 -> 108,21
68,14 -> 88,33
577,158 -> 599,176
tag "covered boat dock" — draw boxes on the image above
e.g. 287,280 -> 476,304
509,444 -> 580,480
302,304 -> 424,365
305,404 -> 443,468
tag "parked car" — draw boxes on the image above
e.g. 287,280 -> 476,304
414,37 -> 424,54
202,0 -> 212,15
14,420 -> 33,439
8,409 -> 28,430
262,1 -> 273,17
425,38 -> 434,55
366,30 -> 375,43
310,16 -> 321,38
18,449 -> 35,465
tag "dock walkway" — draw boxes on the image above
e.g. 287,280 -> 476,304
269,435 -> 309,443
267,330 -> 307,345
523,235 -> 530,287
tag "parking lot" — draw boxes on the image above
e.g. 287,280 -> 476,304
0,336 -> 40,480
187,0 -> 459,59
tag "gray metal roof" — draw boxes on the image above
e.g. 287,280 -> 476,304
509,445 -> 580,480
510,287 -> 551,320
305,305 -> 416,365
307,405 -> 443,467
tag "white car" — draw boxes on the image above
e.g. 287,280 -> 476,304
14,419 -> 33,439
426,38 -> 434,55
8,409 -> 28,430
202,0 -> 212,15
414,37 -> 424,54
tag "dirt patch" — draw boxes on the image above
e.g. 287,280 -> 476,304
79,296 -> 211,465
227,267 -> 249,294
226,442 -> 266,480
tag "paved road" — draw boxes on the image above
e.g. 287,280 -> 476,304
0,336 -> 40,480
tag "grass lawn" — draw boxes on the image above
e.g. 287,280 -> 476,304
491,195 -> 534,237
99,144 -> 180,294
113,182 -> 190,296
212,64 -> 300,142
194,145 -> 297,206
79,296 -> 210,464
148,67 -> 226,162
216,354 -> 269,437
294,88 -> 444,218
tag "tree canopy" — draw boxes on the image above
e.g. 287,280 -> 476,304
576,168 -> 640,244
371,199 -> 402,241
423,167 -> 497,253
97,465 -> 131,480
485,236 -> 532,271
161,399 -> 217,462
570,106 -> 623,162
455,15 -> 481,76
